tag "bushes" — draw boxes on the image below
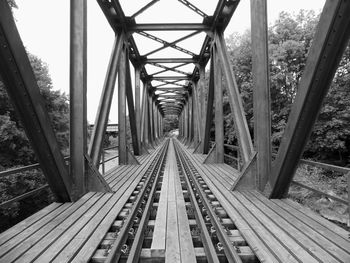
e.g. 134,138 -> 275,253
0,168 -> 54,232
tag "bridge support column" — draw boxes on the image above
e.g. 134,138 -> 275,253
135,66 -> 142,153
70,0 -> 88,199
149,95 -> 154,145
192,83 -> 200,149
251,0 -> 271,191
186,94 -> 193,146
214,46 -> 224,163
198,64 -> 206,153
203,55 -> 215,154
118,46 -> 128,164
141,82 -> 150,149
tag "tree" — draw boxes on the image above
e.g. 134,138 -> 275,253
0,53 -> 69,232
0,54 -> 69,167
224,10 -> 350,162
7,0 -> 17,9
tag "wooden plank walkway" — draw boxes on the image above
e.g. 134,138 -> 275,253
178,140 -> 350,263
0,145 -> 162,263
151,140 -> 196,262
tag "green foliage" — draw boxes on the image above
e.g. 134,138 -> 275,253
6,0 -> 17,9
0,52 -> 69,230
0,53 -> 70,166
164,116 -> 179,133
225,10 -> 350,162
0,169 -> 54,232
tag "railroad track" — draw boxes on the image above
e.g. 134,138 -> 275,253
90,139 -> 259,262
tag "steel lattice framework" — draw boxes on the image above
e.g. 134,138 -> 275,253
0,0 -> 349,201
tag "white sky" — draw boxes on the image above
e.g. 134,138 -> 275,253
13,0 -> 325,123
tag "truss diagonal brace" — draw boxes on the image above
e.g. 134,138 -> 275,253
149,62 -> 190,76
130,0 -> 160,19
177,0 -> 208,18
89,32 -> 124,167
215,32 -> 254,163
0,1 -> 72,202
140,31 -> 199,57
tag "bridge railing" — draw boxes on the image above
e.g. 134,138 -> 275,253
0,145 -> 118,209
222,143 -> 348,212
100,145 -> 119,175
223,144 -> 241,171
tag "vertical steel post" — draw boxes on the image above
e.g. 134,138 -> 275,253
192,85 -> 199,147
148,95 -> 154,145
70,0 -> 87,199
199,64 -> 206,153
118,46 -> 127,164
251,0 -> 271,190
187,95 -> 192,145
214,47 -> 224,163
102,150 -> 105,175
203,56 -> 215,154
135,66 -> 142,151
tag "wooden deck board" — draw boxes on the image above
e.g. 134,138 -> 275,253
245,190 -> 350,262
151,140 -> 195,262
2,140 -> 349,263
0,144 -> 163,263
177,140 -> 350,263
174,155 -> 196,263
150,145 -> 170,254
56,146 -> 164,263
234,191 -> 334,262
272,198 -> 350,254
0,202 -> 62,247
282,198 -> 350,240
0,193 -> 94,262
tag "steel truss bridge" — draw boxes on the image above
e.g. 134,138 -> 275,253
0,0 -> 350,262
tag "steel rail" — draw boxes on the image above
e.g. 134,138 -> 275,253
104,140 -> 169,263
125,140 -> 169,263
174,141 -> 243,263
173,142 -> 221,263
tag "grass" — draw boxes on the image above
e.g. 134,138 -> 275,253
288,163 -> 349,231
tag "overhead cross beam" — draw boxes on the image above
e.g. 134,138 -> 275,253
152,76 -> 190,81
129,23 -> 210,32
146,58 -> 196,64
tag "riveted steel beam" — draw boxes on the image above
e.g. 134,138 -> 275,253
129,23 -> 210,32
146,58 -> 196,64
